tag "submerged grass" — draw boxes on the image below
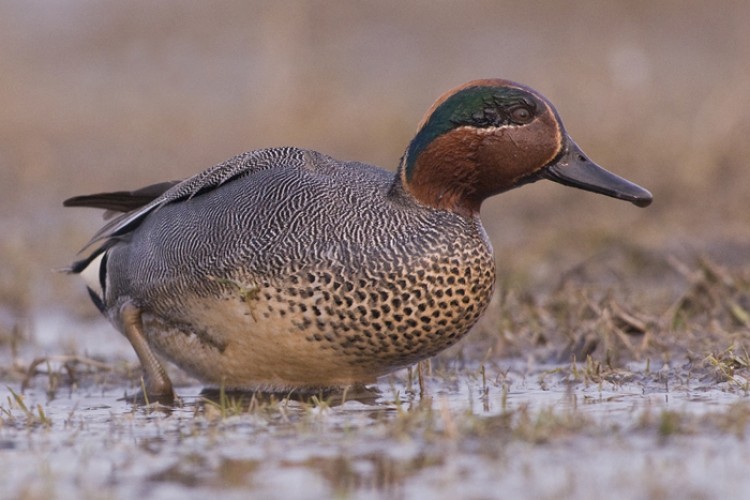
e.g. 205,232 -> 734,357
2,385 -> 52,428
4,363 -> 749,499
3,321 -> 750,500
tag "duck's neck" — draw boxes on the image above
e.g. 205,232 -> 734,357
394,121 -> 564,216
394,128 -> 483,217
397,125 -> 533,217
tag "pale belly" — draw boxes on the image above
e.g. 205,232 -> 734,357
142,294 -> 383,390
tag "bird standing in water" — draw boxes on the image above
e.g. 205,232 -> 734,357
65,79 -> 652,399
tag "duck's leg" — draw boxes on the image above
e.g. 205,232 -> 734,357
119,302 -> 174,400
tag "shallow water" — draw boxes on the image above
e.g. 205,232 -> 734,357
2,334 -> 749,500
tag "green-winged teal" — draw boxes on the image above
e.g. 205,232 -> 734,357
65,79 -> 652,398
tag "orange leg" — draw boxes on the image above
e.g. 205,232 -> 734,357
119,302 -> 174,400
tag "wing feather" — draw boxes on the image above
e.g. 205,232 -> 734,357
67,147 -> 307,252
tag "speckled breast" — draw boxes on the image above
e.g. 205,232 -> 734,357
273,247 -> 495,368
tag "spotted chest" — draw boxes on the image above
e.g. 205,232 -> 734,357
269,248 -> 496,368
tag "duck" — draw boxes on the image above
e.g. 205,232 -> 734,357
65,79 -> 652,399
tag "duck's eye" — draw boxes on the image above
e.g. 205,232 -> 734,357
510,106 -> 533,124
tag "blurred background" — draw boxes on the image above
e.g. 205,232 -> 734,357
1,1 -> 748,335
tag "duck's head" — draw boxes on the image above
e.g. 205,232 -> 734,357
399,79 -> 652,216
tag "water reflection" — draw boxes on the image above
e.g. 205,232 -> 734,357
1,361 -> 749,499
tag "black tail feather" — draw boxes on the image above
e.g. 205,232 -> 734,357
63,180 -> 179,213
